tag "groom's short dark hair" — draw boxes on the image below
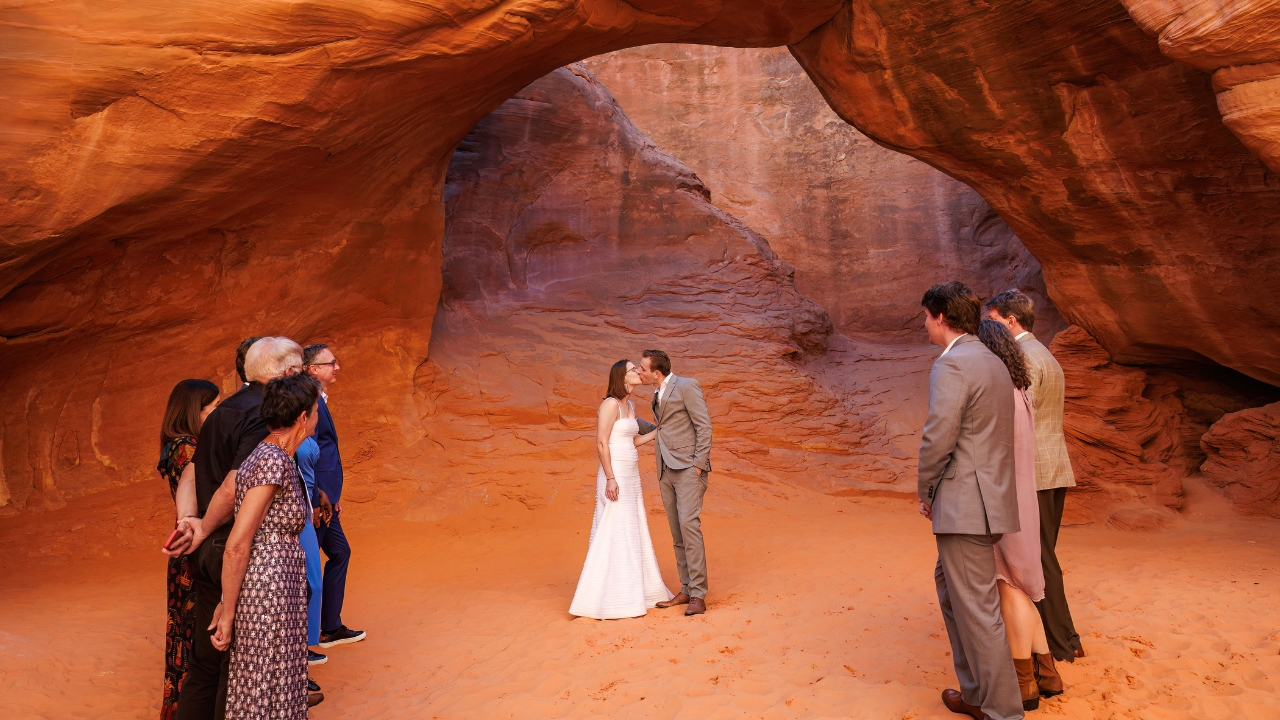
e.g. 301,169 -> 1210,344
922,282 -> 980,335
642,349 -> 671,376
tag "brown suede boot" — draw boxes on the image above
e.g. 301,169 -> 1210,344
1034,652 -> 1064,698
1014,657 -> 1040,711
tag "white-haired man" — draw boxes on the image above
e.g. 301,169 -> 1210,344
172,336 -> 303,720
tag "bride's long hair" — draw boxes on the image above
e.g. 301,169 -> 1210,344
605,359 -> 630,401
977,320 -> 1031,390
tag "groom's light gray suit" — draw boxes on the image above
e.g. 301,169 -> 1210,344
919,334 -> 1023,720
652,374 -> 713,599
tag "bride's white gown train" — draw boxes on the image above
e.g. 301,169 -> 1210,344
569,415 -> 673,619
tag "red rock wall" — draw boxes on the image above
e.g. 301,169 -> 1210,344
1051,326 -> 1279,526
581,45 -> 1066,343
791,0 -> 1280,385
418,66 -> 936,515
1201,402 -> 1280,516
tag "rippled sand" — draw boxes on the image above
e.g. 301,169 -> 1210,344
3,478 -> 1277,719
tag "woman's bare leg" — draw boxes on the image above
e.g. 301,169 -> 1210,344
997,579 -> 1035,658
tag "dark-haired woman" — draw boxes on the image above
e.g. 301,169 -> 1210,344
157,379 -> 220,719
211,373 -> 321,720
977,320 -> 1062,708
569,359 -> 671,619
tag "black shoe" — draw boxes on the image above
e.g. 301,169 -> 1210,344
319,625 -> 366,648
308,679 -> 321,692
308,650 -> 328,665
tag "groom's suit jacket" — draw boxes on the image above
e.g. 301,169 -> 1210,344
918,335 -> 1019,535
652,375 -> 713,473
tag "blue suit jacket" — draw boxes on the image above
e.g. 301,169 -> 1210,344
314,396 -> 344,503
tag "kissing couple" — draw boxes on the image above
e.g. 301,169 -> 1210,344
569,349 -> 713,620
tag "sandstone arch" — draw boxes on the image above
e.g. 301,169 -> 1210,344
1,0 -> 1277,511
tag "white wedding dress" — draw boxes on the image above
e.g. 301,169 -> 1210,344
569,404 -> 673,619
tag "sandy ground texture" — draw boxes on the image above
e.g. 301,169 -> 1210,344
2,476 -> 1279,720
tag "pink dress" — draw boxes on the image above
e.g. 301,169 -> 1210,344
994,388 -> 1045,601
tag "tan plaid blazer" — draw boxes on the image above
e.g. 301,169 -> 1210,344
1018,334 -> 1076,490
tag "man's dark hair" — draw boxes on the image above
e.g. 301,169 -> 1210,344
236,337 -> 263,384
605,360 -> 630,401
302,343 -> 330,368
642,349 -> 671,376
984,289 -> 1036,332
261,373 -> 322,431
921,282 -> 980,335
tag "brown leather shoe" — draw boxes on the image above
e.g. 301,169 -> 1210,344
656,592 -> 689,608
1035,652 -> 1064,697
308,692 -> 325,708
684,597 -> 706,616
1015,657 -> 1040,710
940,689 -> 983,720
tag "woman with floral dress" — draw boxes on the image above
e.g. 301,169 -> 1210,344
211,373 -> 321,720
157,379 -> 220,719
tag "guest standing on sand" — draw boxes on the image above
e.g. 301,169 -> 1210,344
569,360 -> 671,619
210,373 -> 322,720
303,344 -> 366,648
295,435 -> 329,671
917,282 -> 1023,720
986,290 -> 1085,664
638,349 -> 713,616
171,337 -> 303,720
976,320 -> 1063,710
158,379 -> 221,719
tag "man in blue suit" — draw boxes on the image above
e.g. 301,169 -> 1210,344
303,343 -> 366,648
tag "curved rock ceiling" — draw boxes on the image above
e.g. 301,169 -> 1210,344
1,1 -> 1278,512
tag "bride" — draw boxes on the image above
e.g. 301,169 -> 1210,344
569,360 -> 674,619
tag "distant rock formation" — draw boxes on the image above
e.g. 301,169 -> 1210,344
581,45 -> 1066,343
1201,402 -> 1280,516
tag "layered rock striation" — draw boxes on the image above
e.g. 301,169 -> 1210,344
582,45 -> 1065,343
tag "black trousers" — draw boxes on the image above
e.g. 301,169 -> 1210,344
316,511 -> 350,633
175,525 -> 230,720
1034,487 -> 1083,661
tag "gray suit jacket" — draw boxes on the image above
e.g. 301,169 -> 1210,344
652,375 -> 713,473
1017,334 -> 1076,491
918,335 -> 1020,535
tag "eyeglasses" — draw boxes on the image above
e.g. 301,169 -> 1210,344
310,359 -> 340,369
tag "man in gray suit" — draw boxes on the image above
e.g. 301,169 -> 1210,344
639,349 -> 713,616
987,290 -> 1083,663
918,282 -> 1024,720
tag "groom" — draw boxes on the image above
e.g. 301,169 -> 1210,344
639,349 -> 713,616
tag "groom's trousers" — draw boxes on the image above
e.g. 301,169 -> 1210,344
935,533 -> 1024,720
658,458 -> 708,598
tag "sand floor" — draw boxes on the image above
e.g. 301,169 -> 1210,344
2,478 -> 1278,720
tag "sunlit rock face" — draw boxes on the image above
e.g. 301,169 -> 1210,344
581,45 -> 1066,344
1051,326 -> 1279,526
1121,0 -> 1280,174
418,66 -> 937,515
791,0 -> 1280,386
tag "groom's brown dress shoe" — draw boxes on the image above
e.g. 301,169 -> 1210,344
656,592 -> 689,608
684,597 -> 706,616
941,689 -> 984,720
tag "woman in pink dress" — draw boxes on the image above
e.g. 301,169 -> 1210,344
977,320 -> 1062,710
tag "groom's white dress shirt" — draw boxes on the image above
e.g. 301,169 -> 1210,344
658,373 -> 675,405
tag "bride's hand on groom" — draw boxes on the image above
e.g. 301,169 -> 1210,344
605,478 -> 620,502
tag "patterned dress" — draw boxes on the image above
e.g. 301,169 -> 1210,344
158,436 -> 198,720
225,441 -> 309,720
